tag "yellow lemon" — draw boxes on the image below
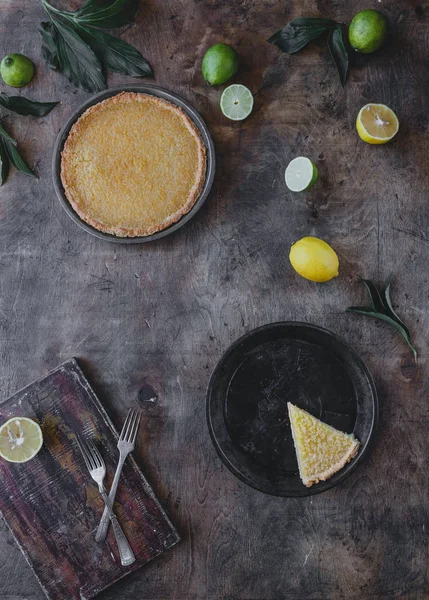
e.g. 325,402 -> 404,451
356,103 -> 399,144
289,237 -> 339,282
0,417 -> 43,463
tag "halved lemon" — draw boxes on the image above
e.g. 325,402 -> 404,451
356,103 -> 399,144
0,417 -> 43,463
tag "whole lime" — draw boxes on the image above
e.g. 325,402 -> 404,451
0,54 -> 35,88
348,10 -> 389,54
202,43 -> 239,86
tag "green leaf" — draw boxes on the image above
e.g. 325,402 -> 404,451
0,123 -> 17,146
74,0 -> 140,29
76,25 -> 152,77
4,142 -> 35,177
0,139 -> 10,185
359,277 -> 388,313
0,124 -> 35,178
40,21 -> 60,70
384,275 -> 411,338
268,17 -> 336,54
347,306 -> 417,360
327,24 -> 349,87
0,93 -> 58,117
49,17 -> 106,93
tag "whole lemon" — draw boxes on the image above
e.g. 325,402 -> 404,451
202,43 -> 239,86
289,237 -> 339,283
348,9 -> 388,54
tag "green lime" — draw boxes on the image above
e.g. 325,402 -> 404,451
348,10 -> 389,54
220,84 -> 253,121
202,43 -> 239,86
285,157 -> 318,192
0,54 -> 35,88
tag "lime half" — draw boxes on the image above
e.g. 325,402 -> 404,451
220,84 -> 253,121
285,157 -> 318,192
0,417 -> 43,463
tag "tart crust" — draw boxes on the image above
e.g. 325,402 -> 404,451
61,91 -> 207,237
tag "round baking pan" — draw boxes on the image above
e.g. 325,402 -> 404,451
52,84 -> 215,244
207,322 -> 378,497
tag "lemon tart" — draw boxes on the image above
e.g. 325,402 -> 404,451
61,92 -> 207,237
288,402 -> 360,487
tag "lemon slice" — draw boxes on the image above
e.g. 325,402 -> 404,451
285,157 -> 318,192
0,417 -> 43,463
220,84 -> 253,121
356,103 -> 399,144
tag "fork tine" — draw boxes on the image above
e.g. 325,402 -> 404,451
83,439 -> 97,471
128,410 -> 142,444
88,440 -> 103,468
76,436 -> 94,472
124,409 -> 138,442
120,409 -> 134,441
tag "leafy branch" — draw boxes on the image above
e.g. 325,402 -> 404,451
0,94 -> 58,184
347,276 -> 417,361
269,17 -> 349,87
40,0 -> 153,93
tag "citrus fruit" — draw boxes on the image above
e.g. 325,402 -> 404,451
202,43 -> 239,86
356,103 -> 399,144
0,54 -> 35,88
0,417 -> 43,463
348,10 -> 388,54
289,237 -> 339,283
285,157 -> 318,192
220,84 -> 253,121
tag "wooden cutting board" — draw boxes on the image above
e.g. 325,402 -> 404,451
0,358 -> 180,600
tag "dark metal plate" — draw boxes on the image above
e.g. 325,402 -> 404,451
52,84 -> 215,244
207,322 -> 378,497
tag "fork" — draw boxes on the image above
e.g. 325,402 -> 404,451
76,436 -> 136,566
95,408 -> 142,543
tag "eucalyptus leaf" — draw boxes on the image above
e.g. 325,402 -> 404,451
49,17 -> 106,92
347,277 -> 417,360
76,24 -> 152,77
74,0 -> 140,29
0,93 -> 58,117
268,17 -> 336,54
0,140 -> 10,185
327,24 -> 348,87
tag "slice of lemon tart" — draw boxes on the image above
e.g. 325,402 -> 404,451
61,91 -> 207,237
287,402 -> 360,487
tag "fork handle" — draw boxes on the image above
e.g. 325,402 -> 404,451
96,454 -> 126,543
100,488 -> 135,566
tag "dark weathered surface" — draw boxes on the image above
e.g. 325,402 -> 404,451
0,359 -> 179,600
0,1 -> 428,599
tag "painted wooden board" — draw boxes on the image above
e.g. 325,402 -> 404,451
0,359 -> 180,600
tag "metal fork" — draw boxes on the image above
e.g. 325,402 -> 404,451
95,408 -> 142,543
76,436 -> 136,566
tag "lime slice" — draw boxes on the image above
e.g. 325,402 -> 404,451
0,417 -> 43,463
220,84 -> 253,121
285,157 -> 318,192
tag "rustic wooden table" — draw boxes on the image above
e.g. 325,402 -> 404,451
0,1 -> 427,599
